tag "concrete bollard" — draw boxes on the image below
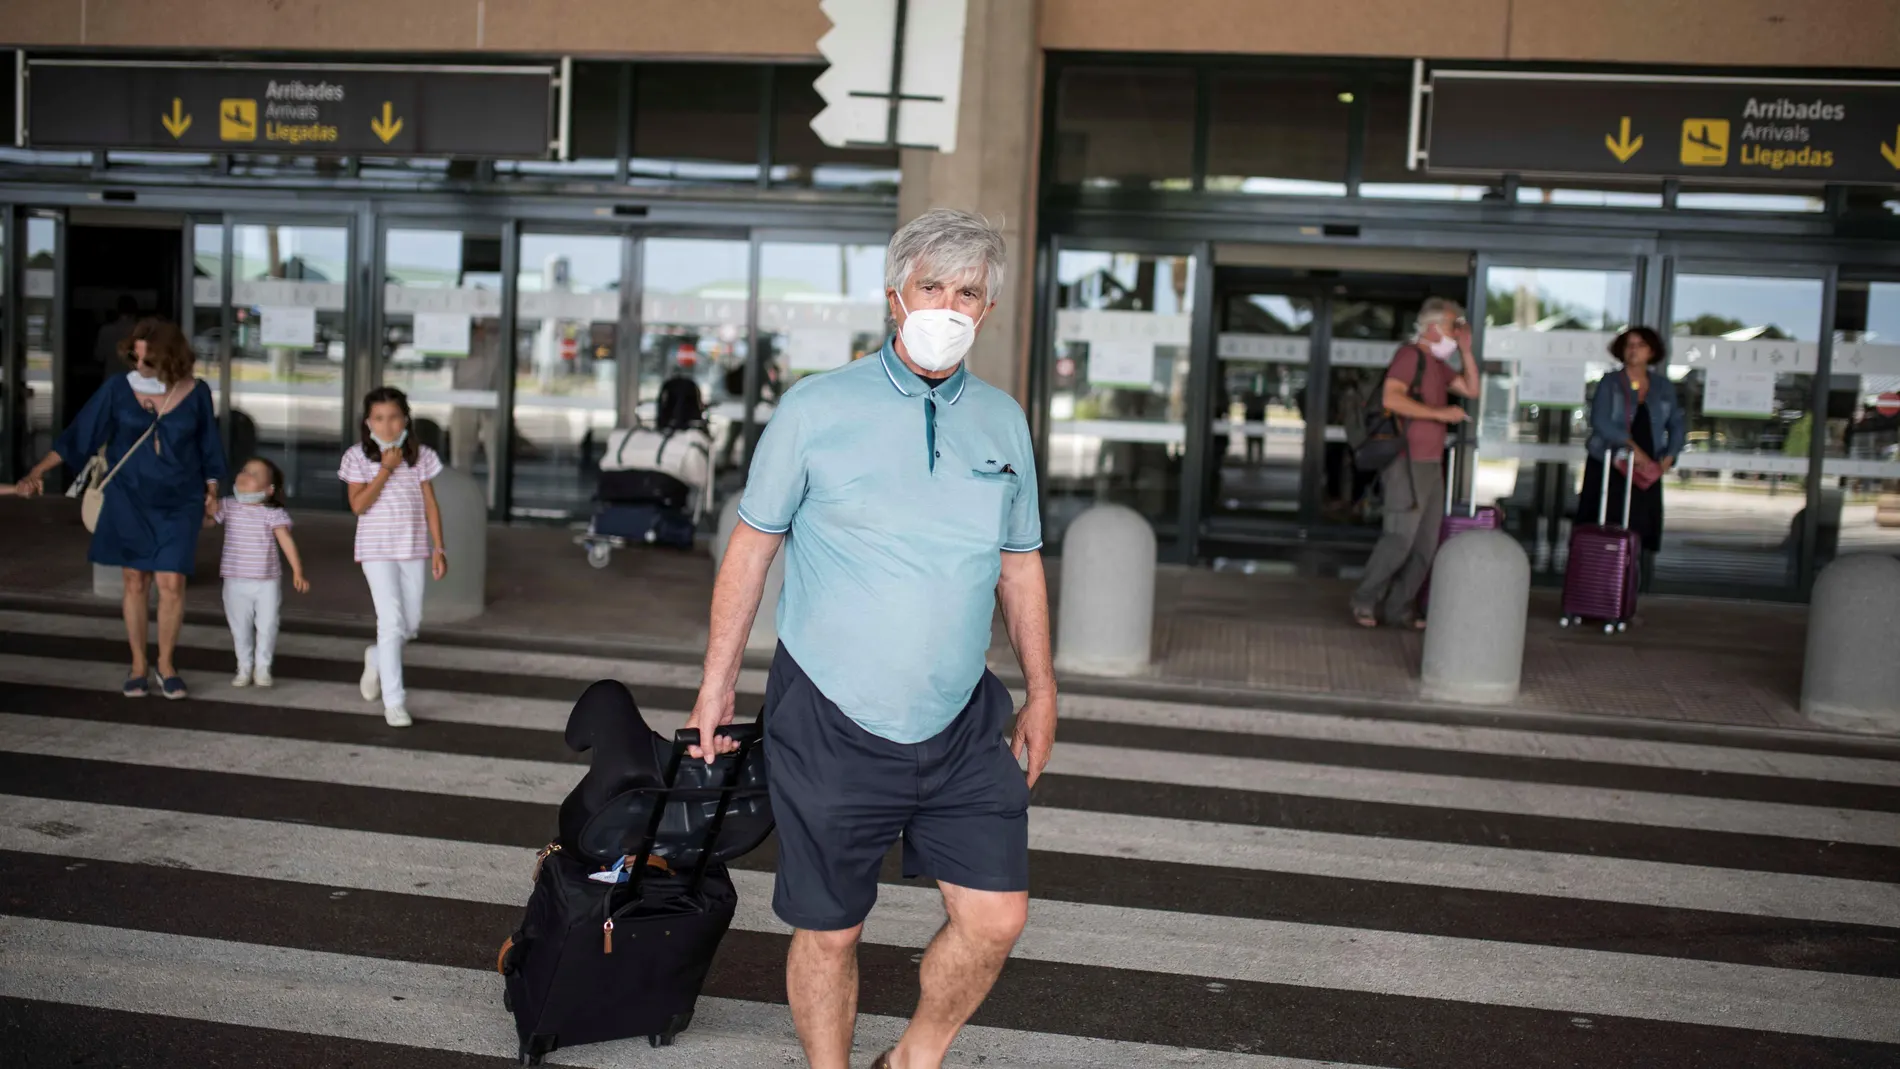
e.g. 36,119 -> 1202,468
1801,553 -> 1900,734
423,464 -> 488,624
1054,504 -> 1156,677
711,493 -> 785,653
93,562 -> 121,599
1419,529 -> 1530,705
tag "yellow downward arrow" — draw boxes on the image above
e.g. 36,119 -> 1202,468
160,98 -> 192,139
370,101 -> 404,144
1881,125 -> 1900,169
1604,116 -> 1643,163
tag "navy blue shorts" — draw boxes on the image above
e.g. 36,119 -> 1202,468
763,645 -> 1030,931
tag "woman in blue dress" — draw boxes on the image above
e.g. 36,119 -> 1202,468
16,319 -> 227,699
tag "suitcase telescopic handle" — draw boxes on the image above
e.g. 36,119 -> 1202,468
1599,448 -> 1636,529
1445,422 -> 1477,518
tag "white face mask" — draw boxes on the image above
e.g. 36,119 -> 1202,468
370,428 -> 409,451
234,489 -> 269,505
126,369 -> 167,395
1425,335 -> 1459,361
895,292 -> 982,374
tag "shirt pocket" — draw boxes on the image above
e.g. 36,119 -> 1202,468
943,470 -> 1012,546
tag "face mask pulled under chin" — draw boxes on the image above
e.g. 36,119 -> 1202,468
233,489 -> 269,505
370,428 -> 409,451
896,293 -> 981,373
126,369 -> 167,395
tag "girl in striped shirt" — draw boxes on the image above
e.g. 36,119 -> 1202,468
340,387 -> 447,728
209,457 -> 309,688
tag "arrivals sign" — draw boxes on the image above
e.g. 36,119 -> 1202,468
24,60 -> 559,158
1424,71 -> 1900,185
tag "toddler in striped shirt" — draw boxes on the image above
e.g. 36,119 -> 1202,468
210,457 -> 309,688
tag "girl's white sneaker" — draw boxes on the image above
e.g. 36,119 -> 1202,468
360,647 -> 381,702
383,706 -> 413,728
231,671 -> 251,688
254,668 -> 274,688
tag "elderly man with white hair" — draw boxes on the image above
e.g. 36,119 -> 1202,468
688,208 -> 1055,1069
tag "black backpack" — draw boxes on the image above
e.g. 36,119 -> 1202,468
654,376 -> 704,432
1353,345 -> 1426,473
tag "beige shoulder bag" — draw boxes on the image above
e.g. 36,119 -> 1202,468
71,383 -> 182,533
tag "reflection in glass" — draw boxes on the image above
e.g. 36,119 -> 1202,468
1515,185 -> 1664,209
1204,74 -> 1350,196
23,216 -> 56,469
640,238 -> 750,476
189,223 -> 225,422
510,233 -> 623,520
1045,250 -> 1195,546
1479,267 -> 1633,574
1210,292 -> 1315,521
381,228 -> 505,508
759,239 -> 886,393
1667,274 -> 1824,589
1677,189 -> 1825,213
1826,281 -> 1900,557
1051,68 -> 1195,191
228,223 -> 351,505
770,66 -> 901,190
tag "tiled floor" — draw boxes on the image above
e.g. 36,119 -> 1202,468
0,498 -> 1825,733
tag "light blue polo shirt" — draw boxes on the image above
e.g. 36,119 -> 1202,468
737,338 -> 1042,744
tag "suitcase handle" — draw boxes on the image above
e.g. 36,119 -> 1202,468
1444,422 -> 1477,517
617,723 -> 763,898
1598,448 -> 1636,529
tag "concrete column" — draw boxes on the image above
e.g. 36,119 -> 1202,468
1801,553 -> 1900,734
422,465 -> 487,624
897,0 -> 1043,404
1054,504 -> 1155,676
1419,529 -> 1531,705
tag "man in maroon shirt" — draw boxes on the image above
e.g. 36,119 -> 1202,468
1350,297 -> 1481,628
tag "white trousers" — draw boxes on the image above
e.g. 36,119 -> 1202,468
222,577 -> 282,673
363,558 -> 426,711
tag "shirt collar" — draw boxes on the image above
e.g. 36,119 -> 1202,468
878,337 -> 968,405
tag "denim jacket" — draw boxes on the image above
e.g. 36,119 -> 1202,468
1585,370 -> 1686,461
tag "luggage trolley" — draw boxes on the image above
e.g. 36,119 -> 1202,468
575,422 -> 714,568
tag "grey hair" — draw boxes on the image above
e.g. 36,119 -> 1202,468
1412,297 -> 1465,339
885,209 -> 1007,305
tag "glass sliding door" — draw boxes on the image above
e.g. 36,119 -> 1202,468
1477,262 -> 1636,577
1666,269 -> 1825,593
226,221 -> 352,506
1209,290 -> 1314,523
638,237 -> 751,475
1044,247 -> 1197,549
22,213 -> 59,482
512,231 -> 625,520
380,226 -> 505,509
1826,278 -> 1900,558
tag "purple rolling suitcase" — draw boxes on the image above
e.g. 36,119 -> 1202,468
1418,442 -> 1501,616
1561,449 -> 1643,633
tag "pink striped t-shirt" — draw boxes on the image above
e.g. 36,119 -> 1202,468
215,501 -> 293,580
338,444 -> 443,563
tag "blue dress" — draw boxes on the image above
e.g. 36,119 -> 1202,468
57,375 -> 229,577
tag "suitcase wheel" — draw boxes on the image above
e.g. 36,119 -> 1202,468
648,1012 -> 693,1048
1559,616 -> 1572,627
1602,622 -> 1616,635
586,542 -> 613,569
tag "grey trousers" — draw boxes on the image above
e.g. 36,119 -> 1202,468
1351,458 -> 1445,622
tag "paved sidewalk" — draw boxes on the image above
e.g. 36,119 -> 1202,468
0,497 -> 1828,736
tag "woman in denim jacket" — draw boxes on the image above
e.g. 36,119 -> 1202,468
1581,327 -> 1686,592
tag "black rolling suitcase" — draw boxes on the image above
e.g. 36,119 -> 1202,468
498,680 -> 772,1065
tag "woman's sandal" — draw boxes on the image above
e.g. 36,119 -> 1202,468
158,675 -> 189,701
1352,608 -> 1379,629
122,674 -> 149,698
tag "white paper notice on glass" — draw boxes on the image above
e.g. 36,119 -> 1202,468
413,312 -> 472,357
259,305 -> 317,349
1703,365 -> 1776,418
1086,339 -> 1156,389
1516,360 -> 1587,406
786,328 -> 853,373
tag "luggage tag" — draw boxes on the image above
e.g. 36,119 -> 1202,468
588,855 -> 635,884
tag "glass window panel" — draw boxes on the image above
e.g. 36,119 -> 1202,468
1826,280 -> 1900,559
499,61 -> 620,179
1051,67 -> 1195,191
23,216 -> 59,470
381,228 -> 505,510
1677,189 -> 1825,213
228,223 -> 351,506
1667,273 -> 1824,590
769,65 -> 901,191
227,156 -> 352,178
1045,249 -> 1196,546
106,152 -> 218,169
631,63 -> 762,185
189,222 -> 224,420
1209,292 -> 1315,522
1515,184 -> 1664,209
1478,267 -> 1634,576
511,232 -> 624,520
0,216 -> 8,477
640,238 -> 750,474
1360,81 -> 1492,201
1205,73 -> 1350,196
